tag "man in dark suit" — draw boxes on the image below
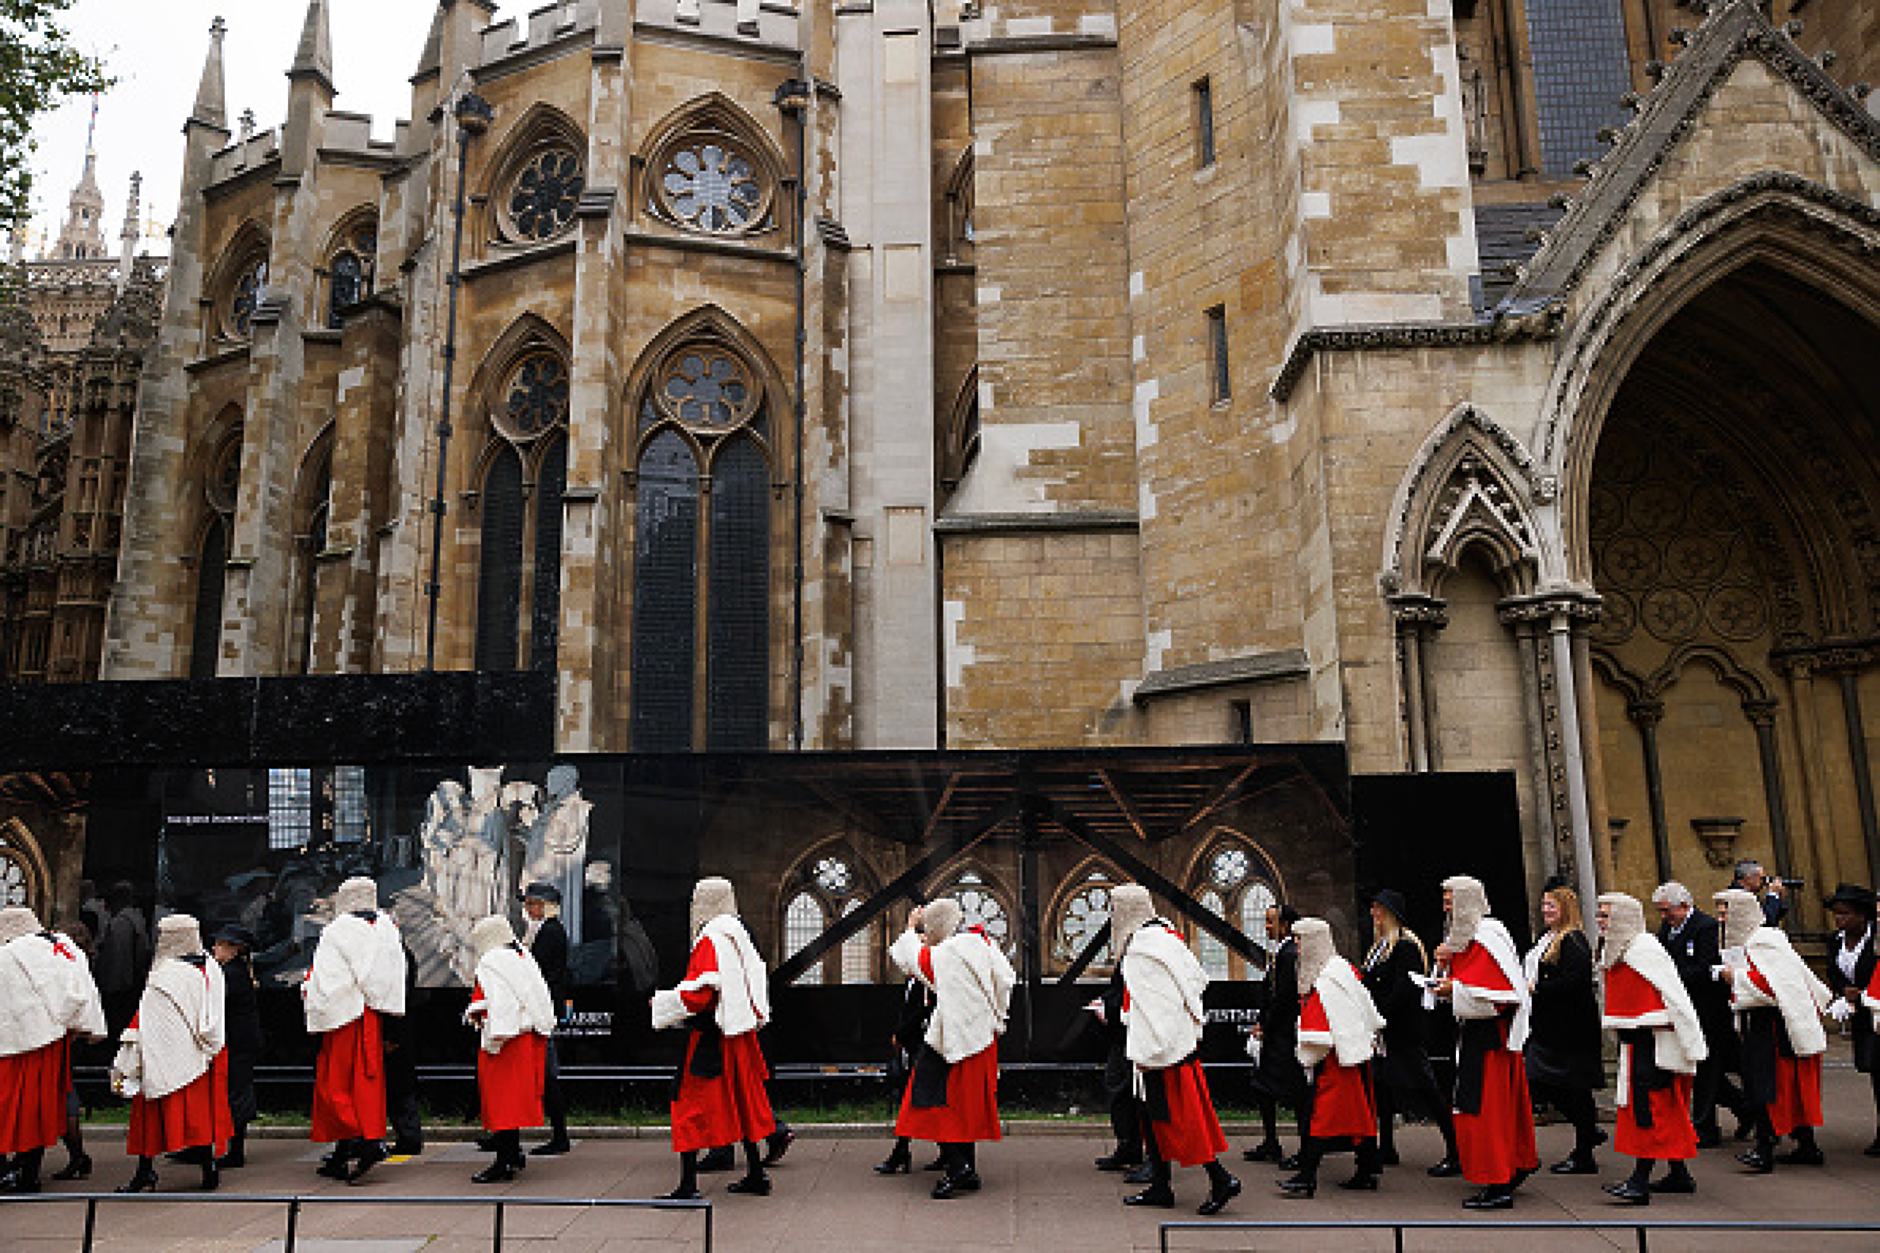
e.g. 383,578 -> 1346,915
1822,883 -> 1880,1156
1652,881 -> 1749,1145
523,882 -> 573,1157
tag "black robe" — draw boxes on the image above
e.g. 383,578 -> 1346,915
1523,930 -> 1604,1092
1248,938 -> 1307,1105
219,951 -> 263,1128
1659,909 -> 1739,1072
1824,927 -> 1877,1074
1362,933 -> 1446,1118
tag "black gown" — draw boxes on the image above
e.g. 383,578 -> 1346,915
1248,939 -> 1307,1107
1361,935 -> 1446,1120
1523,930 -> 1603,1092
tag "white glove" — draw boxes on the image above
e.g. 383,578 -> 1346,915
1827,998 -> 1855,1024
1245,1034 -> 1262,1065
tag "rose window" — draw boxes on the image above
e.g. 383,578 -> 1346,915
949,873 -> 1010,949
663,144 -> 764,234
658,351 -> 757,429
507,148 -> 584,242
500,353 -> 570,439
813,856 -> 852,895
1056,875 -> 1113,965
1209,847 -> 1249,890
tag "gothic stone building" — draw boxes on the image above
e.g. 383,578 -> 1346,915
89,0 -> 1880,934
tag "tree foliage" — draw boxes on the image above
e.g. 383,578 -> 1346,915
0,0 -> 113,237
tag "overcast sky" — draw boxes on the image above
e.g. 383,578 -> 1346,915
24,1 -> 535,258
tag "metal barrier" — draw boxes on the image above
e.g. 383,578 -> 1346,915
1,1191 -> 712,1253
1159,1218 -> 1880,1253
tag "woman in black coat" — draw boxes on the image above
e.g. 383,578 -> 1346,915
1521,886 -> 1603,1174
1822,883 -> 1879,1155
211,925 -> 264,1169
1362,890 -> 1458,1170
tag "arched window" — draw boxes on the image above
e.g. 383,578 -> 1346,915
781,846 -> 878,986
211,229 -> 271,343
487,110 -> 587,248
1050,864 -> 1120,977
631,332 -> 773,751
1185,833 -> 1282,982
641,95 -> 784,240
929,868 -> 1015,957
474,341 -> 571,672
325,214 -> 377,328
294,450 -> 331,674
190,428 -> 243,678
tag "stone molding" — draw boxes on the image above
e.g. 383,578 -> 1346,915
1131,649 -> 1310,704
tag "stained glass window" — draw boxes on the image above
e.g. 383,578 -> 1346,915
949,872 -> 1012,951
267,768 -> 312,852
1055,872 -> 1114,970
326,221 -> 375,329
707,436 -> 769,749
530,436 -> 566,673
228,257 -> 267,338
475,445 -> 524,671
1522,0 -> 1634,176
660,352 -> 756,429
190,517 -> 228,680
501,353 -> 570,440
507,147 -> 584,242
631,432 -> 700,750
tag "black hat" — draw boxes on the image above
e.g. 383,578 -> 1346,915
522,881 -> 562,904
212,923 -> 256,950
1541,873 -> 1572,893
1823,883 -> 1877,913
1371,889 -> 1409,921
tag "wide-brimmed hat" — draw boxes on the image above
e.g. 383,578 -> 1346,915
212,923 -> 256,950
521,881 -> 562,904
1823,882 -> 1877,913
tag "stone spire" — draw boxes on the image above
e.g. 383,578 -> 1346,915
54,148 -> 108,261
290,0 -> 335,95
413,5 -> 444,83
191,17 -> 228,131
117,171 -> 142,293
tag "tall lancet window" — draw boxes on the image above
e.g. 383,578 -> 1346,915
474,343 -> 571,671
190,427 -> 243,679
631,335 -> 773,750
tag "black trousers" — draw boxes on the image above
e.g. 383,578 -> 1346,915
385,1042 -> 422,1148
1691,1053 -> 1747,1135
542,1038 -> 568,1135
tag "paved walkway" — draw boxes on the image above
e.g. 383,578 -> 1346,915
6,1064 -> 1880,1251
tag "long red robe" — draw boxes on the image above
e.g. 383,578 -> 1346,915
670,937 -> 777,1153
1742,964 -> 1823,1137
1142,1055 -> 1227,1166
124,1018 -> 232,1158
311,1009 -> 387,1143
1300,988 -> 1377,1140
1603,963 -> 1697,1161
472,980 -> 548,1132
893,945 -> 1002,1144
1449,940 -> 1539,1186
0,1035 -> 70,1154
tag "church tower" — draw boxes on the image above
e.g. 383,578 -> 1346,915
54,142 -> 109,262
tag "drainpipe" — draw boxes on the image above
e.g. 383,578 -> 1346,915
775,77 -> 811,748
424,89 -> 494,671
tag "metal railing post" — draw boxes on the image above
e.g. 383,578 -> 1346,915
284,1196 -> 301,1253
492,1198 -> 504,1251
81,1196 -> 97,1253
1637,1223 -> 1649,1253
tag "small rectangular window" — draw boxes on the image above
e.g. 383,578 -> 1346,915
1194,78 -> 1216,168
1207,305 -> 1231,404
1229,700 -> 1253,745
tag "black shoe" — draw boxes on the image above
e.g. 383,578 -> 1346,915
923,1155 -> 948,1172
1377,1146 -> 1400,1167
471,1161 -> 518,1184
1241,1141 -> 1282,1163
726,1173 -> 773,1196
116,1168 -> 158,1194
1197,1173 -> 1240,1215
1649,1173 -> 1695,1195
1122,1162 -> 1156,1184
1095,1150 -> 1143,1172
51,1154 -> 91,1182
762,1128 -> 795,1167
530,1137 -> 572,1157
347,1141 -> 386,1184
1461,1187 -> 1513,1210
1550,1154 -> 1598,1175
1603,1180 -> 1651,1205
1511,1165 -> 1537,1190
698,1146 -> 736,1173
661,1185 -> 703,1200
1276,1153 -> 1302,1171
875,1149 -> 912,1175
1426,1156 -> 1462,1178
315,1158 -> 351,1181
930,1170 -> 978,1200
1277,1175 -> 1316,1198
198,1161 -> 219,1192
1776,1145 -> 1825,1167
1338,1171 -> 1380,1191
1736,1149 -> 1774,1174
0,1168 -> 40,1195
388,1141 -> 423,1157
1122,1185 -> 1175,1208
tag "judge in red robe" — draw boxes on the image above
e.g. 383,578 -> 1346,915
1105,885 -> 1237,1215
889,896 -> 1015,1199
0,907 -> 107,1194
110,915 -> 231,1193
464,915 -> 555,1183
1279,917 -> 1388,1199
1431,875 -> 1538,1209
302,877 -> 407,1183
1714,888 -> 1832,1171
1595,893 -> 1706,1203
651,877 -> 778,1199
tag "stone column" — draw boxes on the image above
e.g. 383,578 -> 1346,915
1827,652 -> 1880,884
1628,699 -> 1670,885
1742,698 -> 1794,881
1780,655 -> 1841,911
1388,594 -> 1445,772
